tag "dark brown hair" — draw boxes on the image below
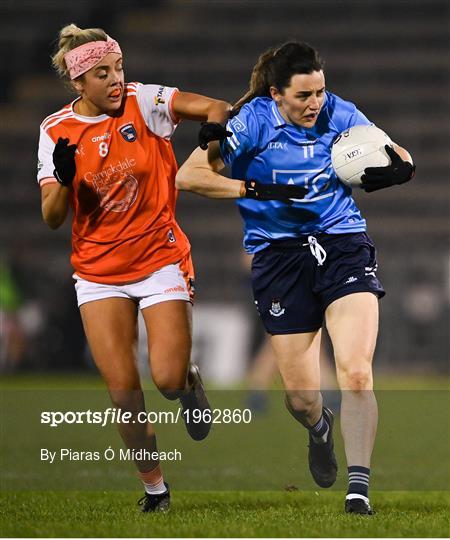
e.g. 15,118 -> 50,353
233,41 -> 324,113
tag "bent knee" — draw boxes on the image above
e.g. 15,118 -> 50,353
286,390 -> 320,414
338,365 -> 373,391
153,368 -> 188,399
108,387 -> 145,415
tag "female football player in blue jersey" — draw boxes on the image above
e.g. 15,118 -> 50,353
177,41 -> 415,515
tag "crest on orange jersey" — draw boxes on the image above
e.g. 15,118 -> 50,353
118,123 -> 137,142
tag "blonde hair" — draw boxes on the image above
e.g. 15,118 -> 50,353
51,23 -> 108,79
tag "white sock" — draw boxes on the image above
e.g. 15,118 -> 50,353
346,493 -> 370,503
143,478 -> 166,495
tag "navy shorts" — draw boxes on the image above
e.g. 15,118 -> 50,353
251,232 -> 385,335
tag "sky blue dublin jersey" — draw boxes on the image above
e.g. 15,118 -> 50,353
220,92 -> 372,253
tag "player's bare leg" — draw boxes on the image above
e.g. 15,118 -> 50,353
271,329 -> 337,487
325,292 -> 378,514
141,300 -> 192,396
271,330 -> 322,425
80,298 -> 168,510
142,300 -> 211,440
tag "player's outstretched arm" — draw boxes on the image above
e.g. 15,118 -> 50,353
176,142 -> 244,199
176,143 -> 307,202
172,92 -> 231,124
172,92 -> 233,150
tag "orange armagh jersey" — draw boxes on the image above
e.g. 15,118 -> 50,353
37,82 -> 190,284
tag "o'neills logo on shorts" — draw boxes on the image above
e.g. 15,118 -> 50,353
164,285 -> 186,294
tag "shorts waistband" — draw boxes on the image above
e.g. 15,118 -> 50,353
267,234 -> 332,251
266,232 -> 363,251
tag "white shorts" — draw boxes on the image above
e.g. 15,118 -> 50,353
73,263 -> 191,309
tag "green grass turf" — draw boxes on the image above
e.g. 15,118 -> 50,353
0,490 -> 449,537
1,377 -> 448,492
1,374 -> 449,537
1,372 -> 448,390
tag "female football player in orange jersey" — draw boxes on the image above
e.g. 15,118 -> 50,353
37,23 -> 233,513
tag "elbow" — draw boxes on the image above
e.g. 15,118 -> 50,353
208,99 -> 233,123
43,217 -> 63,230
219,100 -> 233,116
175,167 -> 192,191
42,210 -> 65,230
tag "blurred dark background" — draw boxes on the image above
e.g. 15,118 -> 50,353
0,0 -> 448,375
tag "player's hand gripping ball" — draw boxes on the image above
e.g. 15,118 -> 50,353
331,125 -> 415,192
331,125 -> 392,188
361,145 -> 416,193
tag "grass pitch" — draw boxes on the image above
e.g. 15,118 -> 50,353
1,373 -> 449,537
1,490 -> 449,537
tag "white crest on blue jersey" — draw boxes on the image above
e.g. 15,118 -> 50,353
230,117 -> 246,132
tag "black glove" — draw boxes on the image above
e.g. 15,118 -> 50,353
53,137 -> 77,186
198,122 -> 232,150
361,145 -> 415,193
244,180 -> 308,203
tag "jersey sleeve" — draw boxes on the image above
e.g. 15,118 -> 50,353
219,104 -> 259,166
136,83 -> 179,139
327,92 -> 372,133
346,105 -> 371,129
37,127 -> 57,185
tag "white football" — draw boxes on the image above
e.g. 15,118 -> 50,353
331,124 -> 392,187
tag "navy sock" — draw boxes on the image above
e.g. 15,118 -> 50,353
347,465 -> 370,498
309,413 -> 329,442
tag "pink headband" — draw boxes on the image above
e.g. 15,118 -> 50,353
64,35 -> 122,80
